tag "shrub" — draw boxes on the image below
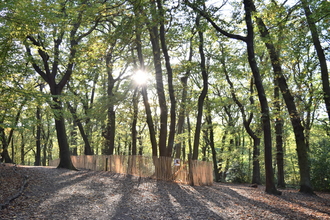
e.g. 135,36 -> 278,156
310,138 -> 330,192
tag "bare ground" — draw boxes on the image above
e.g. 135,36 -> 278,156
1,164 -> 330,220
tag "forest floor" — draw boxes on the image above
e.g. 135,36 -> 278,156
0,164 -> 330,220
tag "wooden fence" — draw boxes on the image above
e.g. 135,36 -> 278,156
49,155 -> 213,186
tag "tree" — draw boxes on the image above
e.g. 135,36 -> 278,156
20,0 -> 108,169
252,1 -> 313,193
131,0 -> 158,157
274,78 -> 285,188
153,0 -> 176,157
0,95 -> 27,163
186,0 -> 280,194
301,0 -> 330,122
192,11 -> 208,161
148,0 -> 168,157
35,85 -> 43,166
174,35 -> 194,159
222,55 -> 261,184
205,96 -> 221,181
66,101 -> 94,155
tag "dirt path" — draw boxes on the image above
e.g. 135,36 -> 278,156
1,165 -> 330,219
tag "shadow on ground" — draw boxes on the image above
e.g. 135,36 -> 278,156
1,166 -> 329,220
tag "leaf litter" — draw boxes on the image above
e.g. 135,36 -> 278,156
0,164 -> 329,220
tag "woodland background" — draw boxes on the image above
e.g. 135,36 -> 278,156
0,0 -> 329,194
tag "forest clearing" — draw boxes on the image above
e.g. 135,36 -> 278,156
1,164 -> 330,220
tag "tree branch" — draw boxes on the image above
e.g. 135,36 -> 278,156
184,0 -> 247,42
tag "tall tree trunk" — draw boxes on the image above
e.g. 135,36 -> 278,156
52,98 -> 76,170
301,0 -> 330,122
219,131 -> 227,181
20,132 -> 25,165
175,74 -> 188,158
84,74 -> 97,141
11,137 -> 15,163
43,116 -> 51,165
192,13 -> 208,160
42,143 -> 47,166
70,120 -> 78,156
243,0 -> 279,195
35,85 -> 43,165
175,37 -> 193,159
174,75 -> 188,159
252,4 -> 312,193
187,115 -> 193,157
156,0 -> 176,157
206,97 -> 220,182
274,82 -> 285,188
35,106 -> 41,166
131,87 -> 139,156
251,137 -> 261,184
149,0 -> 168,156
103,48 -> 117,155
132,6 -> 158,156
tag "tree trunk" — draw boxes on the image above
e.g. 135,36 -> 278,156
20,132 -> 25,165
149,6 -> 168,156
43,116 -> 51,166
133,9 -> 158,156
251,137 -> 261,185
156,0 -> 176,157
70,120 -> 78,156
141,86 -> 158,158
174,76 -> 187,159
131,87 -> 139,156
192,13 -> 208,160
147,0 -> 172,158
187,115 -> 193,157
103,49 -> 117,155
35,106 -> 41,166
53,98 -> 76,170
103,109 -> 116,155
11,137 -> 15,164
243,0 -> 279,194
206,101 -> 220,182
175,38 -> 193,159
42,143 -> 47,166
0,126 -> 12,163
274,83 -> 285,188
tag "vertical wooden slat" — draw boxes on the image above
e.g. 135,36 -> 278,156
50,155 -> 213,186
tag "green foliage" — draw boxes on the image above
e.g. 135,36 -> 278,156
226,162 -> 249,183
310,138 -> 330,192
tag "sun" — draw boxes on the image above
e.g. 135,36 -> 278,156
133,70 -> 149,85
